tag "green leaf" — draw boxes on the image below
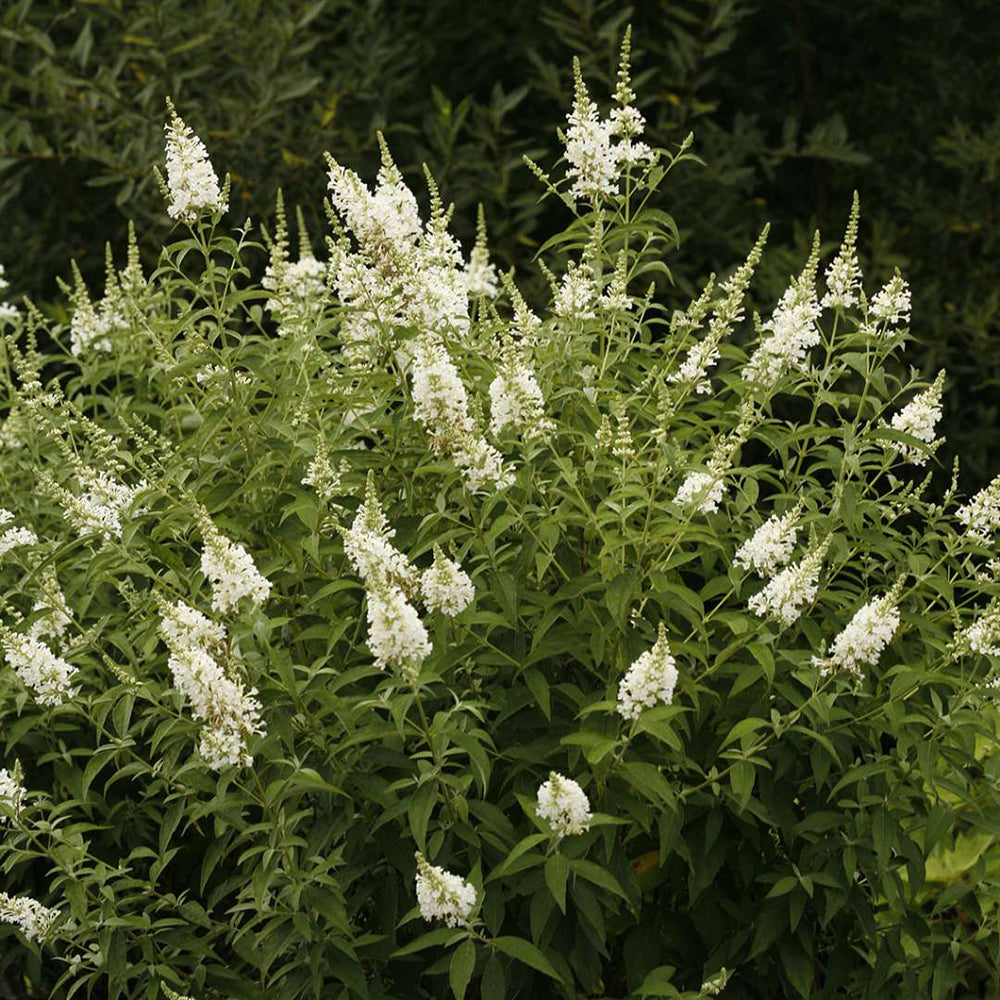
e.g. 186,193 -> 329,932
571,859 -> 627,899
449,939 -> 476,1000
636,965 -> 681,997
524,667 -> 551,719
392,928 -> 465,957
408,781 -> 437,854
481,955 -> 505,1000
605,570 -> 636,622
544,853 -> 569,913
493,936 -> 562,982
487,834 -> 548,881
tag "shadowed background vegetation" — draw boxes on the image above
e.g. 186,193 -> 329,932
2,0 -> 999,469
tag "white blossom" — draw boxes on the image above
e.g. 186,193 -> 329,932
957,473 -> 1000,545
301,449 -> 345,502
0,525 -> 37,557
0,303 -> 19,325
414,852 -> 477,927
410,335 -> 474,449
160,603 -> 263,770
162,98 -> 226,224
452,434 -> 514,492
27,570 -> 72,644
340,474 -> 419,594
870,272 -> 911,328
0,893 -> 60,943
674,471 -> 725,514
821,192 -> 862,310
887,371 -> 944,465
366,584 -> 431,681
421,546 -> 474,617
617,623 -> 678,721
264,256 -> 327,317
819,593 -> 900,676
167,645 -> 264,769
956,602 -> 1000,657
0,629 -> 76,706
562,34 -> 652,203
676,230 -> 768,394
0,766 -> 25,823
536,771 -> 593,839
734,508 -> 800,577
489,338 -> 552,437
465,205 -> 498,298
553,260 -> 598,320
748,539 -> 829,626
200,526 -> 271,613
54,469 -> 146,541
743,251 -> 822,388
159,599 -> 226,655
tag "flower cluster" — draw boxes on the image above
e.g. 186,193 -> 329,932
743,234 -> 822,388
674,228 -> 767,394
365,585 -> 432,681
818,591 -> 900,676
200,523 -> 271,613
887,370 -> 944,465
27,568 -> 72,645
0,627 -> 76,706
617,623 -> 678,720
674,470 -> 725,514
734,506 -> 801,577
341,473 -> 420,594
0,765 -> 25,823
536,772 -> 593,839
414,852 -> 477,927
748,538 -> 830,626
410,334 -> 513,492
421,546 -> 475,617
553,259 -> 598,321
465,204 -> 499,298
957,473 -> 1000,544
870,272 -> 911,328
343,478 -> 477,676
301,447 -> 346,502
49,466 -> 147,541
0,508 -> 37,557
326,137 -> 473,371
489,336 -> 552,437
821,192 -> 862,310
956,601 -> 1000,657
160,98 -> 227,224
159,599 -> 265,769
262,192 -> 328,335
561,29 -> 652,202
0,893 -> 60,943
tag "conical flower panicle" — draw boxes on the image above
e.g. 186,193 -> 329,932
420,546 -> 474,617
536,772 -> 592,839
617,622 -> 678,721
161,97 -> 227,224
734,505 -> 802,578
414,852 -> 477,927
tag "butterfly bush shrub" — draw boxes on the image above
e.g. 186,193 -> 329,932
1,29 -> 1000,1000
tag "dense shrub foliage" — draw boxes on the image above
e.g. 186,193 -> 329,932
3,27 -> 1000,1000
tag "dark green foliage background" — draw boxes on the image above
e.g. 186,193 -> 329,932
3,0 -> 1000,482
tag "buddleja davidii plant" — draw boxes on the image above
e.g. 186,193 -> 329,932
642,200 -> 1000,994
517,97 -> 999,989
0,249 -> 351,1000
